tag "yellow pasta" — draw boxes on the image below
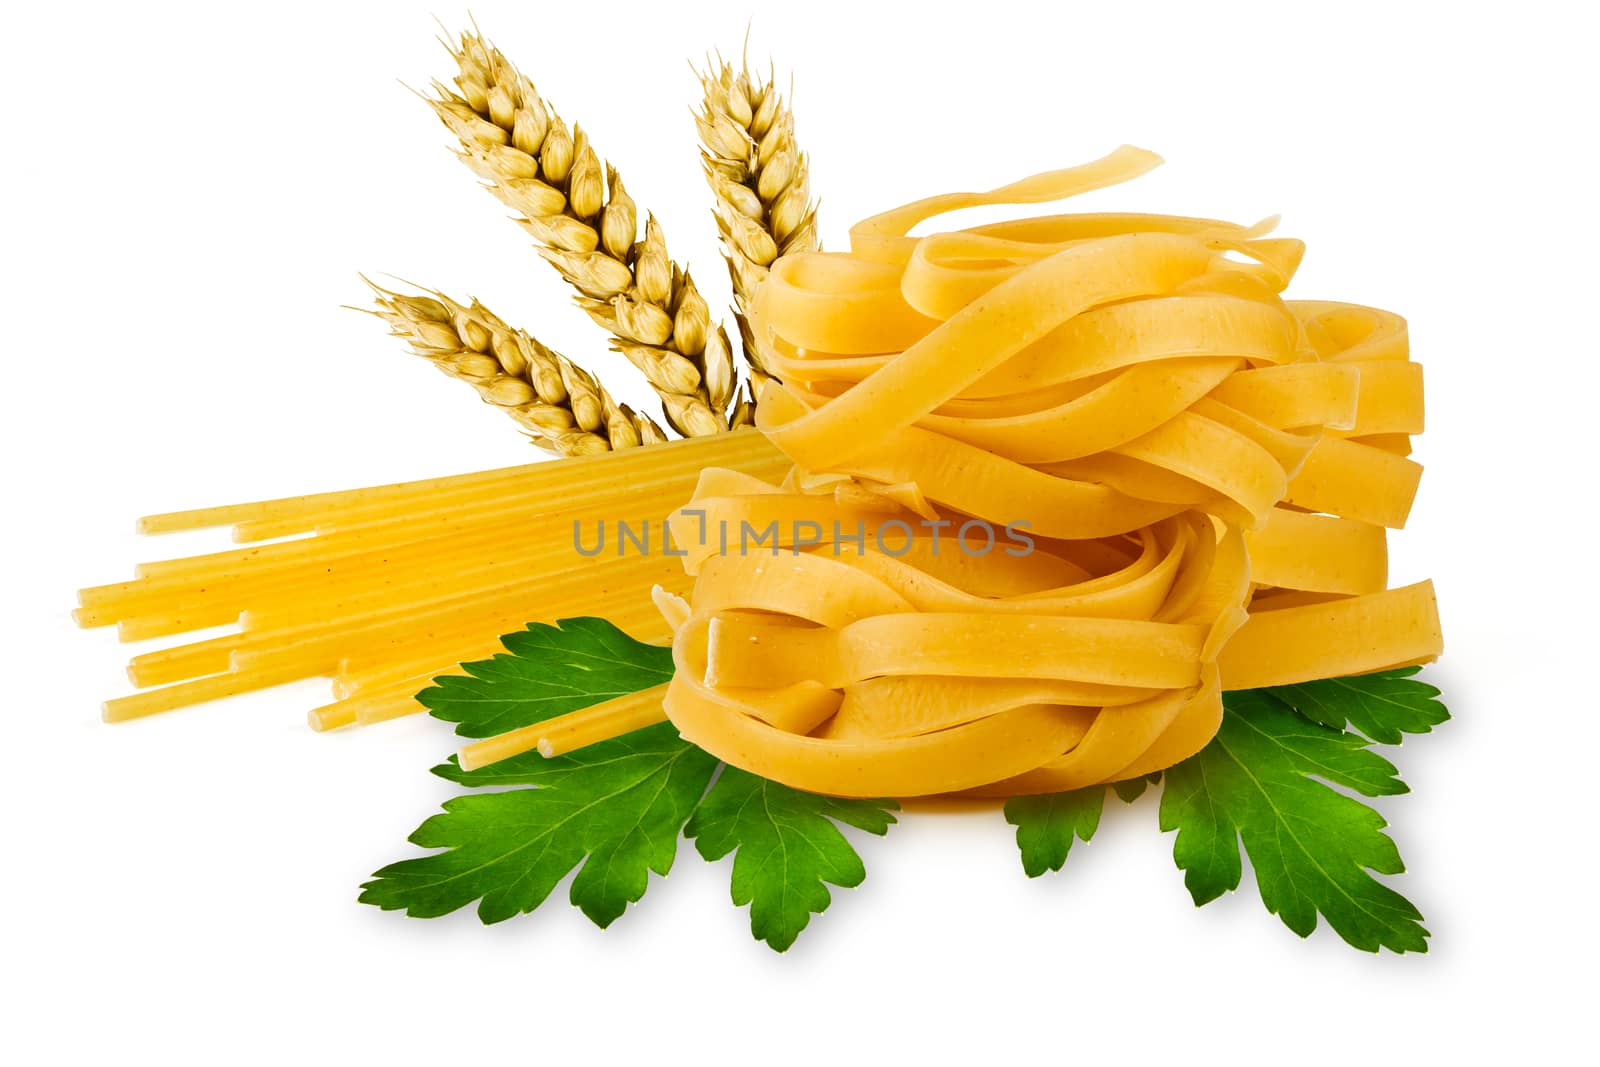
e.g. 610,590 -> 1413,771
591,146 -> 1440,798
80,431 -> 788,725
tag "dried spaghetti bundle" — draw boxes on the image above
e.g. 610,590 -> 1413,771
75,432 -> 787,728
636,147 -> 1441,797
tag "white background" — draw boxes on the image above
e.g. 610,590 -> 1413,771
3,0 -> 1595,1061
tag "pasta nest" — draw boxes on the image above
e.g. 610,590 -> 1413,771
657,148 -> 1441,798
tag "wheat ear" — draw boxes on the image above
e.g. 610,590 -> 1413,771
696,55 -> 819,391
427,30 -> 734,438
366,279 -> 666,456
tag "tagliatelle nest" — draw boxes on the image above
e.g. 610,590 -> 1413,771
623,150 -> 1438,797
459,149 -> 1440,796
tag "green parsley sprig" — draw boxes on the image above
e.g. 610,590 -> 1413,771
363,620 -> 1446,953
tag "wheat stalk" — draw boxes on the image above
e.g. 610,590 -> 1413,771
366,279 -> 666,456
427,29 -> 735,438
696,55 -> 819,392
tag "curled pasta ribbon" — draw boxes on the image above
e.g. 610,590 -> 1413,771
661,491 -> 1245,797
650,148 -> 1441,797
752,149 -> 1419,536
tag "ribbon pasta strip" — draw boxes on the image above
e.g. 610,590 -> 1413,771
487,147 -> 1442,797
75,431 -> 789,727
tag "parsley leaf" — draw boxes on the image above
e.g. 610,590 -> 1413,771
418,617 -> 674,739
1004,773 -> 1157,876
1004,789 -> 1105,877
362,620 -> 712,926
686,766 -> 897,951
364,618 -> 892,949
1261,667 -> 1449,745
1160,687 -> 1429,953
1111,772 -> 1162,805
1006,671 -> 1445,954
359,724 -> 717,926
